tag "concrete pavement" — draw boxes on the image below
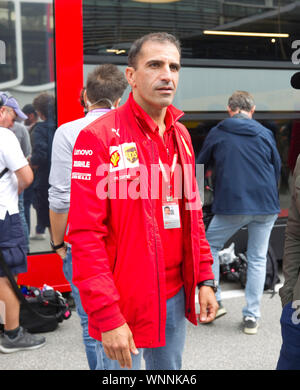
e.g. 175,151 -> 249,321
0,287 -> 283,371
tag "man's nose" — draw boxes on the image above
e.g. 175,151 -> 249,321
160,64 -> 172,81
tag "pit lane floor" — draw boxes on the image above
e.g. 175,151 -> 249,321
0,282 -> 283,371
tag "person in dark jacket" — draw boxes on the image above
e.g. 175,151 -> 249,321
277,154 -> 300,369
30,93 -> 56,239
22,104 -> 39,236
197,90 -> 281,335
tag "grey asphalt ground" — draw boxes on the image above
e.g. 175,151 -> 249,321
2,209 -> 285,372
0,285 -> 283,371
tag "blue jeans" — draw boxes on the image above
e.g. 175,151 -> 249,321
95,287 -> 187,370
63,247 -> 97,370
277,301 -> 300,370
206,214 -> 277,319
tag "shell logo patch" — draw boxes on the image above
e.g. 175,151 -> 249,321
124,146 -> 138,164
110,151 -> 121,168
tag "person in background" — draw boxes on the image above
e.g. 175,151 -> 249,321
197,90 -> 281,335
277,154 -> 300,369
22,103 -> 39,143
48,64 -> 128,370
0,91 -> 45,353
30,93 -> 56,240
22,104 -> 39,239
11,121 -> 31,160
11,120 -> 32,252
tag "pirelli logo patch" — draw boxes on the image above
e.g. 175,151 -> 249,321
109,142 -> 139,172
71,172 -> 91,181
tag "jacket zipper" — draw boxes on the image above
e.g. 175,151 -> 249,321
151,139 -> 161,343
179,130 -> 195,317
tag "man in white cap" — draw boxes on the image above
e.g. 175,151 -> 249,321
0,91 -> 46,353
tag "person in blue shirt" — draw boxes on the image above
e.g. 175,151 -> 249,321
197,90 -> 281,335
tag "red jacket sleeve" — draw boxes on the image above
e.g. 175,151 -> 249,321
68,127 -> 126,335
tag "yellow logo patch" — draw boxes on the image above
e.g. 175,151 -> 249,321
124,146 -> 138,164
110,151 -> 120,168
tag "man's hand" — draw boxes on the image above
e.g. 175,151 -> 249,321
102,323 -> 139,369
198,286 -> 218,324
56,245 -> 67,260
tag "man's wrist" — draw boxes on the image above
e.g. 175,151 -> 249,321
197,279 -> 218,293
50,240 -> 66,251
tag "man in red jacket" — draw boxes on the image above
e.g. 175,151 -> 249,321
68,32 -> 217,370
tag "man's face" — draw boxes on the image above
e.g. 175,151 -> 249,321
164,207 -> 171,215
126,40 -> 180,113
0,106 -> 17,129
24,113 -> 35,126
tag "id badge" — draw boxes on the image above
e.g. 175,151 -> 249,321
162,199 -> 181,229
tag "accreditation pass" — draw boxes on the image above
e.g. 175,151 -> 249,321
162,199 -> 181,229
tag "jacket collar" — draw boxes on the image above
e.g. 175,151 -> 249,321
128,92 -> 184,135
232,112 -> 251,120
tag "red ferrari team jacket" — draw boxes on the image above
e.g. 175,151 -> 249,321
68,93 -> 214,347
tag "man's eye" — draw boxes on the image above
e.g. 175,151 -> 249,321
170,64 -> 179,71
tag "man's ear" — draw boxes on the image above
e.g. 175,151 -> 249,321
125,66 -> 136,89
227,105 -> 234,117
83,89 -> 88,106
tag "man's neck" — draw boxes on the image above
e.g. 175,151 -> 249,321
87,105 -> 110,112
230,109 -> 252,119
132,94 -> 168,137
29,121 -> 37,130
148,109 -> 167,138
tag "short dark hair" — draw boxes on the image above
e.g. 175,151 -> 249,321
33,92 -> 55,120
22,104 -> 37,117
86,64 -> 128,107
228,91 -> 255,112
128,32 -> 181,69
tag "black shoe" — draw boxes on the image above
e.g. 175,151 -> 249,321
0,327 -> 46,353
215,301 -> 227,319
243,316 -> 259,335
